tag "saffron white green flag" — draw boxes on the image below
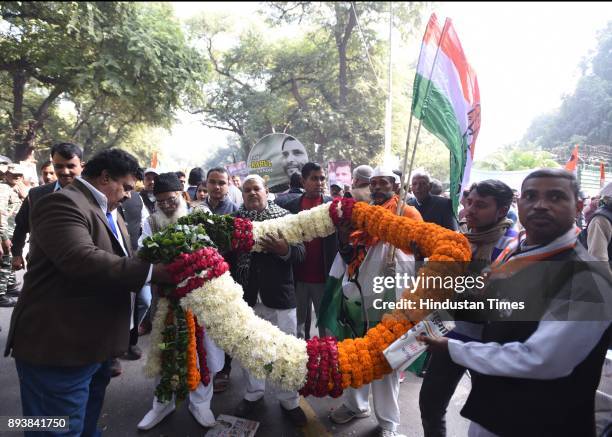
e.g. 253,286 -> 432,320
412,13 -> 481,213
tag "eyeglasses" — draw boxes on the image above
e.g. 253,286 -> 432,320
156,195 -> 179,207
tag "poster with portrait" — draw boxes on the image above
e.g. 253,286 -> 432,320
246,133 -> 309,192
226,161 -> 249,187
328,160 -> 352,191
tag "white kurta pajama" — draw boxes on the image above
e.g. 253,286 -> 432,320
340,241 -> 416,432
138,208 -> 225,412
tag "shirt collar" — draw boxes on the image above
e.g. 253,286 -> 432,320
206,195 -> 227,208
78,177 -> 109,214
414,194 -> 431,207
54,181 -> 61,192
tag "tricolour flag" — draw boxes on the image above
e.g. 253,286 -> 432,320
601,162 -> 606,188
564,145 -> 579,174
412,13 -> 480,213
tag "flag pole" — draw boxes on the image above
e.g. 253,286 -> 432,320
396,18 -> 450,215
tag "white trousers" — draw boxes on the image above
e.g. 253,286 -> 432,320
240,303 -> 300,410
468,421 -> 500,437
344,370 -> 401,432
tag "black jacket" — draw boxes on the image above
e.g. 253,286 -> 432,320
284,194 -> 338,279
274,188 -> 304,209
11,182 -> 57,257
407,194 -> 458,231
240,243 -> 306,309
117,194 -> 144,252
140,190 -> 156,215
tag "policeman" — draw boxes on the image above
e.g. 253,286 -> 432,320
0,162 -> 26,307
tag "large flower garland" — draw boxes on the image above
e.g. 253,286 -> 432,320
141,201 -> 471,398
180,272 -> 308,390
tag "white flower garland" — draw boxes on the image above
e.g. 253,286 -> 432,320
180,272 -> 308,391
144,296 -> 169,377
251,202 -> 337,251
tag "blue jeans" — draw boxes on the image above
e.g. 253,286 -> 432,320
15,359 -> 112,437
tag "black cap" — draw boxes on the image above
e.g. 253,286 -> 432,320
153,172 -> 183,195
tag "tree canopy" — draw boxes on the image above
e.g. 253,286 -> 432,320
524,20 -> 612,162
187,2 -> 432,171
474,143 -> 560,171
0,2 -> 207,161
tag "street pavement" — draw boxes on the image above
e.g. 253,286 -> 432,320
2,281 -> 609,437
0,303 -> 472,437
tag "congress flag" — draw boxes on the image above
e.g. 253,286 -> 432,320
412,13 -> 480,213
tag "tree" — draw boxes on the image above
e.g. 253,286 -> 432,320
475,143 -> 560,171
524,20 -> 612,157
187,2 -> 427,166
0,2 -> 207,160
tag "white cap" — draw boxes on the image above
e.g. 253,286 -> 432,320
372,166 -> 400,184
601,181 -> 612,198
144,167 -> 159,176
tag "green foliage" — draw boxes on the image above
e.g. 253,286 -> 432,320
178,210 -> 235,253
155,300 -> 189,404
139,224 -> 213,264
187,2 -> 426,167
475,144 -> 560,171
0,2 -> 207,160
201,137 -> 242,171
524,21 -> 612,151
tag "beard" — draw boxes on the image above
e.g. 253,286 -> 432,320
371,190 -> 393,205
153,196 -> 189,228
351,186 -> 371,202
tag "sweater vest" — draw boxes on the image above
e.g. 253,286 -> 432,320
460,247 -> 611,436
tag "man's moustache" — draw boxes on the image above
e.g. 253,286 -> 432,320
527,213 -> 555,221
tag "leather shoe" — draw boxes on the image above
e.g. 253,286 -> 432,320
188,402 -> 216,427
123,345 -> 142,360
0,295 -> 17,307
110,358 -> 122,377
137,400 -> 176,430
281,405 -> 307,427
233,398 -> 263,417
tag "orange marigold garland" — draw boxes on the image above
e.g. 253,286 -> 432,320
351,201 -> 471,321
299,199 -> 470,396
336,314 -> 414,389
185,310 -> 201,391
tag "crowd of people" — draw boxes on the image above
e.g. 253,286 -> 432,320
0,143 -> 610,437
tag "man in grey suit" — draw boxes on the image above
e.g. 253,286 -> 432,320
5,148 -> 173,437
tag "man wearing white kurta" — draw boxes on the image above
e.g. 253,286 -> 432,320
331,167 -> 422,437
136,172 -> 224,430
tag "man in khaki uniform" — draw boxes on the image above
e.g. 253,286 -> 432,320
0,162 -> 26,307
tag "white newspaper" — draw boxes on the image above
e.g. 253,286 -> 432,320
205,415 -> 260,437
383,310 -> 455,370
